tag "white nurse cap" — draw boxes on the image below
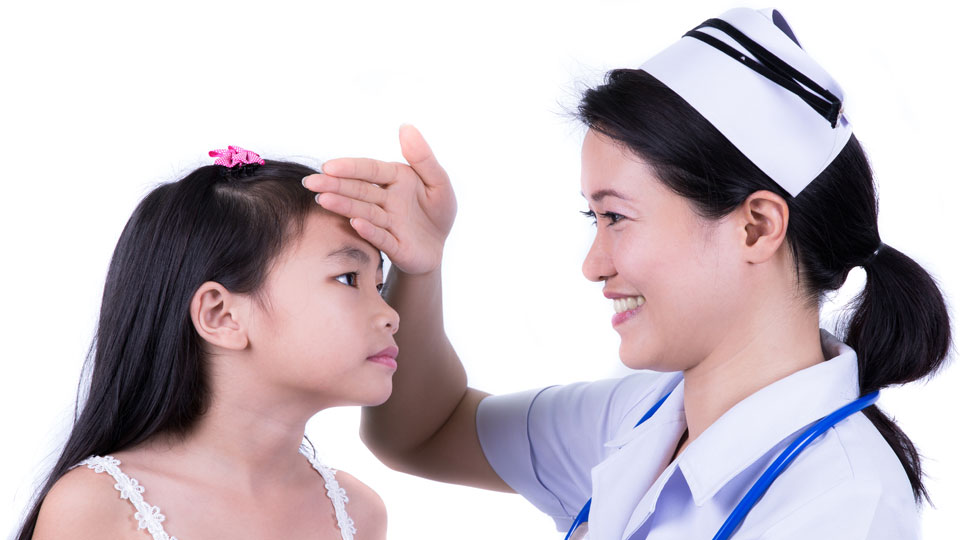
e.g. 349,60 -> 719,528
640,8 -> 853,197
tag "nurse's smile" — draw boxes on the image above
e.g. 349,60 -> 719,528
606,290 -> 646,326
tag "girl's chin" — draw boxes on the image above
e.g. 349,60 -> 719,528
360,382 -> 395,407
364,393 -> 393,407
320,379 -> 394,408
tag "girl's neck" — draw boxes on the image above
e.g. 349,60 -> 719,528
679,299 -> 825,452
142,369 -> 325,493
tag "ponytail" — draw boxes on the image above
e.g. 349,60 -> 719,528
842,244 -> 952,502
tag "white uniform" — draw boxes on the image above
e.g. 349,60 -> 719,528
476,331 -> 919,539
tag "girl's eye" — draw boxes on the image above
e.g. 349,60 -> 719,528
335,272 -> 358,287
377,283 -> 384,294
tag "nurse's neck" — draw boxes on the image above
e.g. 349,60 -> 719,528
676,297 -> 826,457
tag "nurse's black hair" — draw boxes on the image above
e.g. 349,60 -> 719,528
578,69 -> 951,504
17,160 -> 320,538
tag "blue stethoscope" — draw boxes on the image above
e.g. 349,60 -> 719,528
563,387 -> 880,540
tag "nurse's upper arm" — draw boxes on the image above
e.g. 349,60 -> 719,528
476,372 -> 665,529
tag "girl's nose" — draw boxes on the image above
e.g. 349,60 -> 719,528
377,301 -> 400,334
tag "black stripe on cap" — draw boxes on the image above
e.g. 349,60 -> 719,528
684,18 -> 843,128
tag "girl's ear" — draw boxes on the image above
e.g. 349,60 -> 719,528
737,190 -> 789,264
189,281 -> 250,350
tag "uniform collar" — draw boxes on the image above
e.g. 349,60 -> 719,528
589,376 -> 686,540
609,330 -> 862,538
676,329 -> 861,506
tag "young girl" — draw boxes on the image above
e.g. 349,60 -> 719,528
18,147 -> 396,539
303,8 -> 952,540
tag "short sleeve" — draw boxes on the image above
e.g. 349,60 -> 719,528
476,371 -> 672,531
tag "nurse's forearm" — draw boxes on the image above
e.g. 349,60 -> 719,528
360,266 -> 512,491
361,265 -> 466,453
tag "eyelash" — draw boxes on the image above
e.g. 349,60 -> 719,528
335,272 -> 385,293
580,209 -> 625,226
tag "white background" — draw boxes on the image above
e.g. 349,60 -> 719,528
2,0 -> 958,538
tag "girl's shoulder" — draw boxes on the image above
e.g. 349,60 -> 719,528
332,469 -> 387,540
33,458 -> 140,540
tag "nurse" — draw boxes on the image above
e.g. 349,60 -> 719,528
304,7 -> 951,539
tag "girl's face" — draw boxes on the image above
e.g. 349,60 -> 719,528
245,210 -> 399,407
580,129 -> 744,372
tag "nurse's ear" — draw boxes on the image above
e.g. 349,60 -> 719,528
189,281 -> 250,350
736,190 -> 789,264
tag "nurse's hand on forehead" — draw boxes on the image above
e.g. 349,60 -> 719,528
302,125 -> 457,274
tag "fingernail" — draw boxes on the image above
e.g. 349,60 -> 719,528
314,193 -> 323,206
301,176 -> 308,187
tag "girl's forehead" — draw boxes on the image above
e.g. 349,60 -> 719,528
294,211 -> 382,267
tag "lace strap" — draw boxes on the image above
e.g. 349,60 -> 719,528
77,456 -> 178,540
299,448 -> 357,540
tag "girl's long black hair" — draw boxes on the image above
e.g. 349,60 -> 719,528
18,160 -> 319,538
578,69 -> 951,503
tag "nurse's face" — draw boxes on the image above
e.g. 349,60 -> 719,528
580,129 -> 742,371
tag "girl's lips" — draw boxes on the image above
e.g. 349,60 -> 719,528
367,355 -> 398,370
367,346 -> 399,369
369,346 -> 399,359
612,305 -> 643,326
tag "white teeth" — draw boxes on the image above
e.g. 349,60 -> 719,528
613,296 -> 645,313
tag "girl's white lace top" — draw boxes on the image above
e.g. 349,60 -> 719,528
74,447 -> 356,540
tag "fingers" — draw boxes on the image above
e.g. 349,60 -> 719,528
316,125 -> 448,191
399,124 -> 451,189
303,174 -> 388,206
321,157 -> 403,185
315,192 -> 392,229
350,217 -> 400,256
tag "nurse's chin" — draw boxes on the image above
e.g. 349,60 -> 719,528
617,343 -> 675,372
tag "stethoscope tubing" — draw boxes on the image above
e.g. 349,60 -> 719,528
563,389 -> 880,540
711,390 -> 879,540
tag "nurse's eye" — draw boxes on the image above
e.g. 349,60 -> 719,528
600,211 -> 625,226
335,272 -> 358,287
377,283 -> 384,294
580,209 -> 597,226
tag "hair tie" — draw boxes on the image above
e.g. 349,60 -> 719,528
208,146 -> 265,168
862,242 -> 885,268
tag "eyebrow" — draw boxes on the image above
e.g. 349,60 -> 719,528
326,245 -> 384,269
582,189 -> 632,202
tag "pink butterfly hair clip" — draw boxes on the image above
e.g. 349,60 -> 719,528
208,146 -> 265,168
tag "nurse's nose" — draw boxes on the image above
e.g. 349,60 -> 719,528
582,233 -> 616,282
